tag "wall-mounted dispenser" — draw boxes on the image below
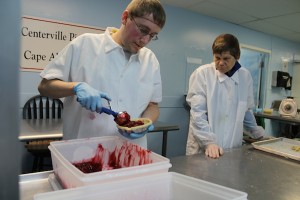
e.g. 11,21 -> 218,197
272,71 -> 292,90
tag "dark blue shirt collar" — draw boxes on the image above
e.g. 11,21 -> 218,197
225,61 -> 241,77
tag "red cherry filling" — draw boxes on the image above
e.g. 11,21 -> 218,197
72,143 -> 152,174
114,111 -> 145,128
114,111 -> 131,126
73,161 -> 102,173
123,120 -> 144,128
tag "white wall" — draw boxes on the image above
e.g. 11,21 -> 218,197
21,0 -> 300,158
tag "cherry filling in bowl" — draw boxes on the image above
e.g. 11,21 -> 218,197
122,120 -> 144,128
117,118 -> 152,133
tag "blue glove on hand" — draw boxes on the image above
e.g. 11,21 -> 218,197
74,82 -> 111,112
119,124 -> 154,140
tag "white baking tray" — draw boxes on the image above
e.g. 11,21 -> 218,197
252,137 -> 300,161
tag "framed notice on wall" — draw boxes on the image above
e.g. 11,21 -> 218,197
20,16 -> 105,72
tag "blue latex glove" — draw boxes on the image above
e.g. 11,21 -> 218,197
119,124 -> 154,140
73,82 -> 111,112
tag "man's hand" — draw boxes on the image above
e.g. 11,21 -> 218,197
73,82 -> 111,112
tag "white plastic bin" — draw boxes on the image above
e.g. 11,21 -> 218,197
34,172 -> 248,200
49,136 -> 171,189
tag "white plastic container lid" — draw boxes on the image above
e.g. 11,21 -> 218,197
34,172 -> 247,200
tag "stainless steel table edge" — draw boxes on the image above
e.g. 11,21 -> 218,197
170,145 -> 300,200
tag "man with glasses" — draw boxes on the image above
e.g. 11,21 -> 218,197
38,0 -> 166,148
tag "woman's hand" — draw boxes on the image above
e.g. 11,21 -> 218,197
205,144 -> 224,158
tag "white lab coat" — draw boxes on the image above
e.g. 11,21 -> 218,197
186,62 -> 264,155
40,27 -> 162,148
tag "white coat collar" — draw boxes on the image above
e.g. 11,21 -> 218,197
103,27 -> 141,63
104,27 -> 121,53
217,68 -> 239,84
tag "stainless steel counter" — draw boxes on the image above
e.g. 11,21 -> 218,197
254,111 -> 300,138
19,119 -> 63,141
254,111 -> 300,126
170,145 -> 300,200
19,119 -> 179,157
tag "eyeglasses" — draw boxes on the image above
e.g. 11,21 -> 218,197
130,17 -> 158,41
